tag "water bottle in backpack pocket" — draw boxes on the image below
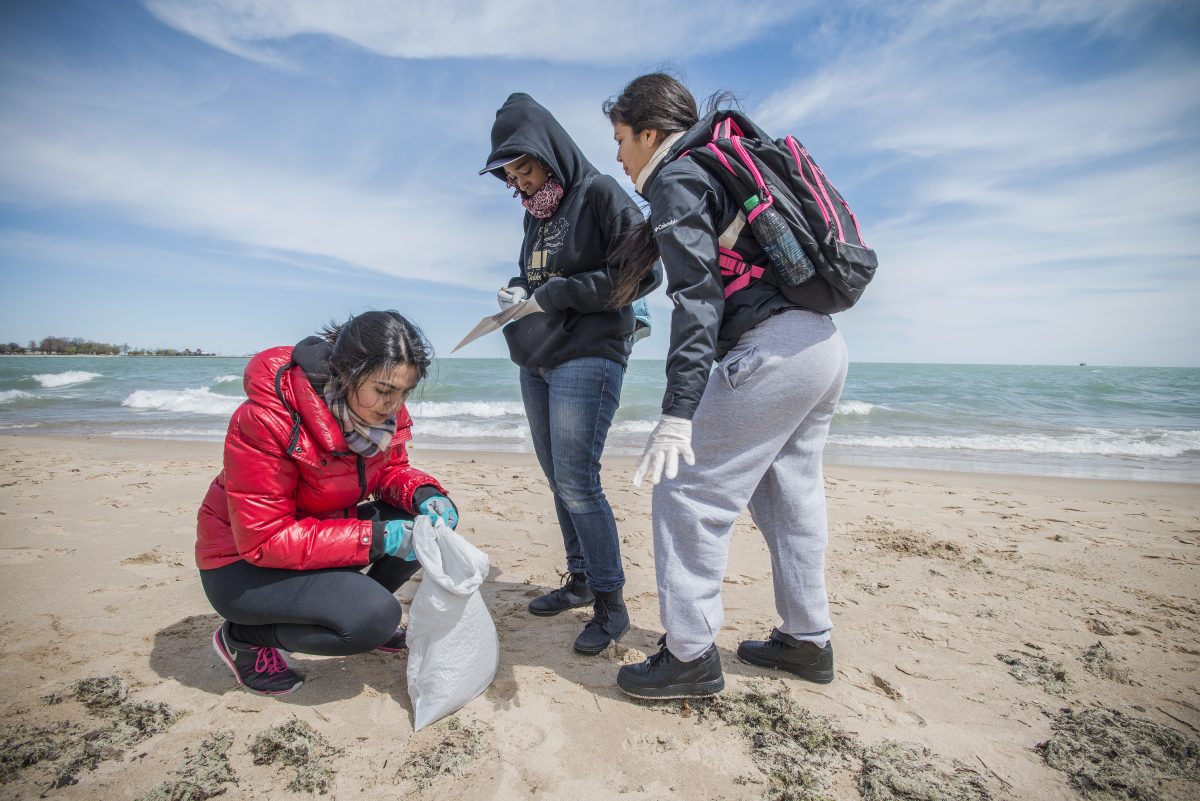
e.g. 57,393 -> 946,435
741,192 -> 816,287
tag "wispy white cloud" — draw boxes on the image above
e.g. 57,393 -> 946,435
753,0 -> 1200,363
142,0 -> 800,67
0,65 -> 522,290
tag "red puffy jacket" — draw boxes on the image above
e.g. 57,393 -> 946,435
195,344 -> 447,570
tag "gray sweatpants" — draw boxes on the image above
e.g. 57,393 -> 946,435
653,309 -> 848,661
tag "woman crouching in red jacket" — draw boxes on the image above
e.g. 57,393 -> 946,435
196,310 -> 457,696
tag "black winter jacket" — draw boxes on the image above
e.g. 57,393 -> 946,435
483,93 -> 661,371
640,112 -> 798,419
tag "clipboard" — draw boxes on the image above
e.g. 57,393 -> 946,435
451,303 -> 526,353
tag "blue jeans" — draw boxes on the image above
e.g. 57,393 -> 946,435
520,356 -> 625,592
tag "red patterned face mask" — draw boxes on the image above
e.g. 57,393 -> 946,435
518,176 -> 564,219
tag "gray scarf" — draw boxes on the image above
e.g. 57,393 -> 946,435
323,383 -> 396,457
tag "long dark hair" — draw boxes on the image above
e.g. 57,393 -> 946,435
319,310 -> 432,397
603,73 -> 736,306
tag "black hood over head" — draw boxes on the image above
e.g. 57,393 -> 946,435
481,93 -> 593,192
292,335 -> 334,397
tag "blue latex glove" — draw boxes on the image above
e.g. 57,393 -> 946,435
383,519 -> 416,561
417,494 -> 458,529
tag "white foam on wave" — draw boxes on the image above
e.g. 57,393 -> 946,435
0,389 -> 36,403
610,419 -> 657,434
116,428 -> 228,441
32,371 -> 102,388
0,422 -> 40,430
211,374 -> 242,385
411,419 -> 529,439
836,400 -> 876,416
830,428 -> 1200,458
122,388 -> 244,416
408,401 -> 526,419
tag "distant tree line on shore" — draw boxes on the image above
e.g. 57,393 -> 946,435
1,337 -> 213,356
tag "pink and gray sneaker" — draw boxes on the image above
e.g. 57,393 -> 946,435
375,627 -> 407,653
212,623 -> 304,696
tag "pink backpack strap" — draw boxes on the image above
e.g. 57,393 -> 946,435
713,117 -> 745,140
718,247 -> 765,298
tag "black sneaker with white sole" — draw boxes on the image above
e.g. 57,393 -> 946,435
616,635 -> 725,700
212,622 -> 304,696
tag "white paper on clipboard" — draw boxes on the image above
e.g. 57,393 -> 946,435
451,302 -> 525,353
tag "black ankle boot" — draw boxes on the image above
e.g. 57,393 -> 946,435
528,571 -> 594,616
617,635 -> 725,699
573,588 -> 630,655
736,628 -> 834,684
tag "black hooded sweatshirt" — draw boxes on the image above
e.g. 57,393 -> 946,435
483,93 -> 661,371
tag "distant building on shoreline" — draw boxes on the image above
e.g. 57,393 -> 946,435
0,338 -> 214,356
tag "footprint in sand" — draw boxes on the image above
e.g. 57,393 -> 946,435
122,548 -> 186,568
0,546 -> 76,564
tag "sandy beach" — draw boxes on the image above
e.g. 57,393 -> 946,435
1,433 -> 1197,800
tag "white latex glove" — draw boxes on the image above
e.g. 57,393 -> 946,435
508,295 -> 544,321
497,285 -> 528,311
633,414 -> 695,487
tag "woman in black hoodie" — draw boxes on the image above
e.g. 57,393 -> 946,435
480,93 -> 661,655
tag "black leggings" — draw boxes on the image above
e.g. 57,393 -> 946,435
199,502 -> 420,656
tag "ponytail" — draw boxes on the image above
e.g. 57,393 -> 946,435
608,218 -> 659,308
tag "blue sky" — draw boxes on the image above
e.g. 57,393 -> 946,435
1,1 -> 1197,365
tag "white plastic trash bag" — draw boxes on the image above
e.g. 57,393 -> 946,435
405,516 -> 499,730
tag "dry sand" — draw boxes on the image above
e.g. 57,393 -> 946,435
0,434 -> 1197,800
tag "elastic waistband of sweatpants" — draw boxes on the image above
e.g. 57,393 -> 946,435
772,306 -> 830,319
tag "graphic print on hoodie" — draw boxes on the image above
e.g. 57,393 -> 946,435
482,93 -> 662,371
528,218 -> 570,284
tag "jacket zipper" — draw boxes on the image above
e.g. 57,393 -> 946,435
272,360 -> 304,456
355,455 -> 368,503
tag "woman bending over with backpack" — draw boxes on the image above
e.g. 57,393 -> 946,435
196,311 -> 458,695
479,93 -> 661,656
603,74 -> 848,699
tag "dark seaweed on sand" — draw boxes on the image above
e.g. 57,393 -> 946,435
996,650 -> 1069,696
695,680 -> 860,801
397,716 -> 490,791
859,741 -> 991,801
4,675 -> 181,789
1038,707 -> 1200,801
139,731 -> 236,801
249,718 -> 339,795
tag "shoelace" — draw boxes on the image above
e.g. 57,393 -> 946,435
583,596 -> 611,630
553,572 -> 587,598
254,646 -> 289,675
646,639 -> 675,668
